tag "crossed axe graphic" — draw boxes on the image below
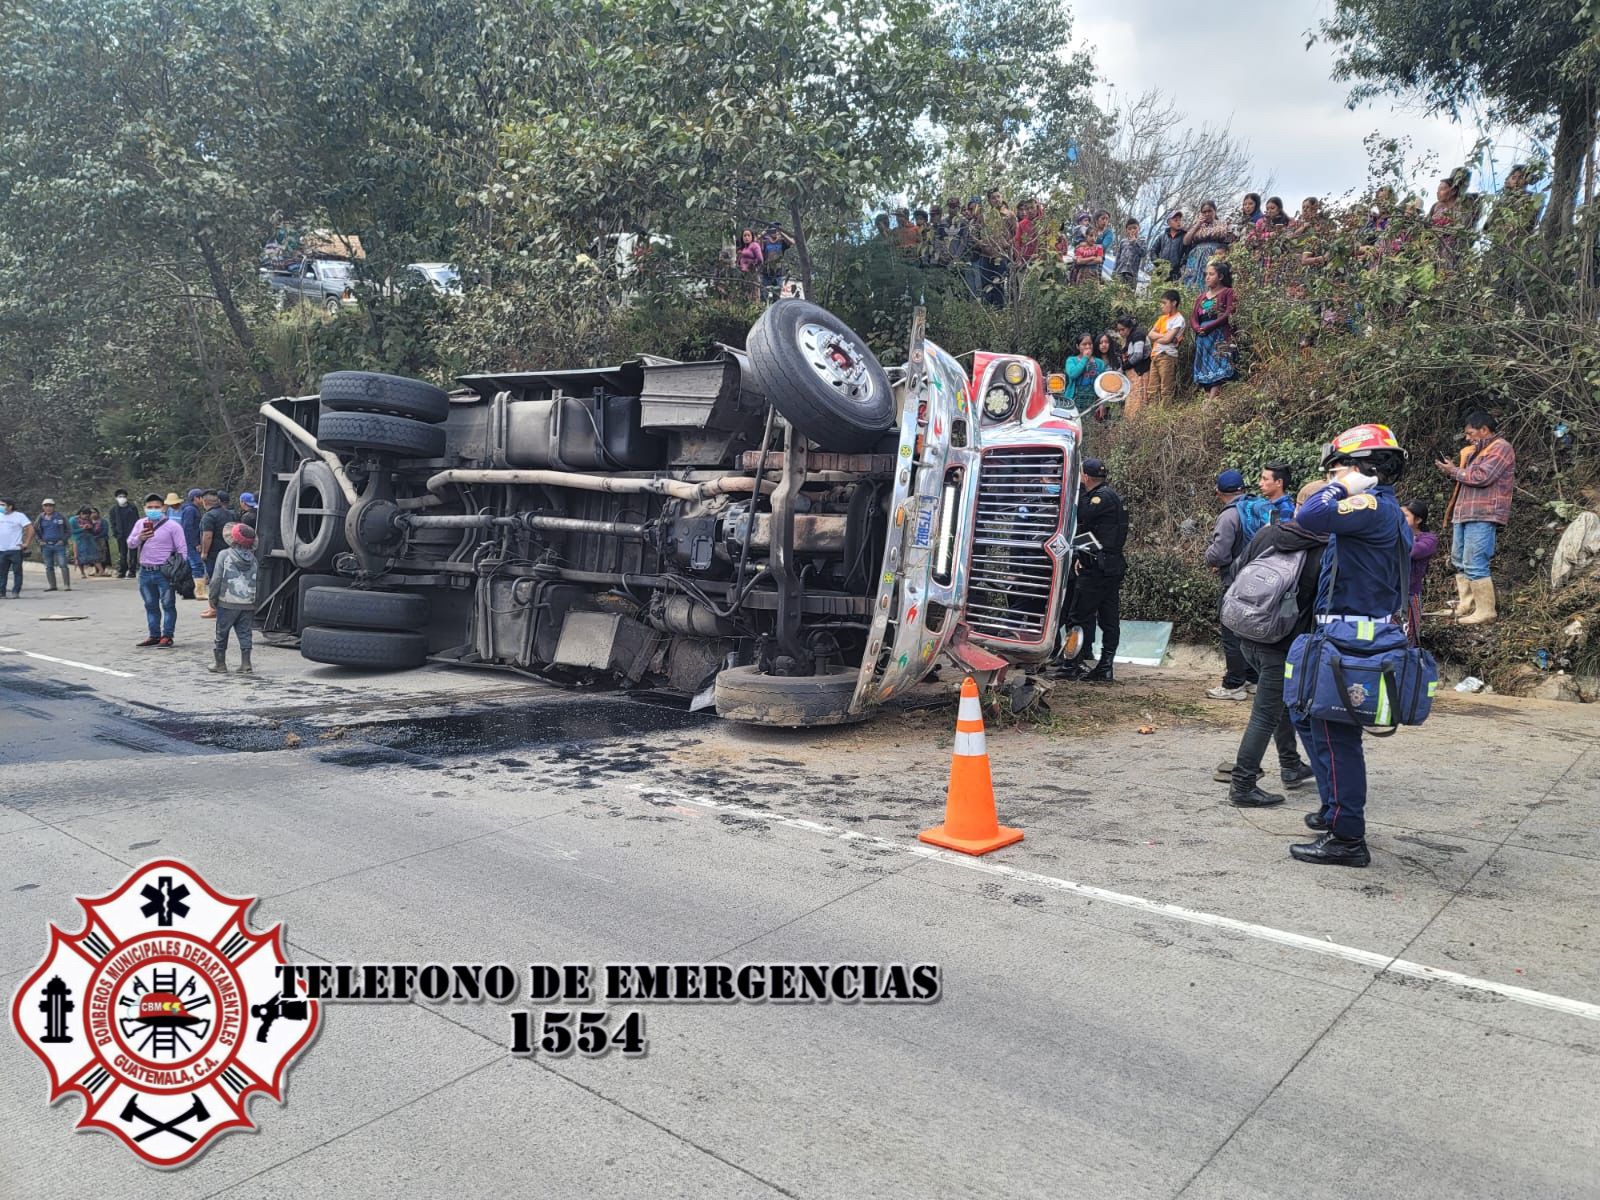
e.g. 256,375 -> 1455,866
120,1093 -> 209,1143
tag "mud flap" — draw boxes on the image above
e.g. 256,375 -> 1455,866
946,625 -> 1009,675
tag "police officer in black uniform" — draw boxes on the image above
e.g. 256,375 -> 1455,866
1060,458 -> 1128,682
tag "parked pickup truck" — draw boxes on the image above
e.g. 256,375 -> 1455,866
262,258 -> 358,313
252,301 -> 1089,725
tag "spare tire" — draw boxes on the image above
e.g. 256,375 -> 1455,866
320,371 -> 450,424
745,300 -> 894,452
317,411 -> 446,459
293,572 -> 346,635
280,461 -> 350,571
301,626 -> 427,670
303,586 -> 429,631
713,664 -> 867,727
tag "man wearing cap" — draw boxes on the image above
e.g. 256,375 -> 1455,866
0,497 -> 33,597
237,491 -> 258,533
130,492 -> 188,647
1204,470 -> 1254,699
178,488 -> 205,583
32,499 -> 71,591
1059,458 -> 1128,682
1148,210 -> 1188,282
108,488 -> 139,578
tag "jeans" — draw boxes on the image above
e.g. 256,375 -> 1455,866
1218,597 -> 1258,689
1450,520 -> 1498,580
978,256 -> 1008,307
0,548 -> 21,595
1232,642 -> 1305,789
138,566 -> 177,638
40,542 -> 70,587
214,606 -> 253,654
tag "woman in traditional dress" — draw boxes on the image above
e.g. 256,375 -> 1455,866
1190,261 -> 1236,391
1181,200 -> 1234,288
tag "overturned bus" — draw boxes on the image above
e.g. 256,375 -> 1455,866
254,301 -> 1088,725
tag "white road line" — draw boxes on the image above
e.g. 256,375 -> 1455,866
0,646 -> 135,678
633,785 -> 1600,1024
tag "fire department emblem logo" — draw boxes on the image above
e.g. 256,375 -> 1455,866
9,860 -> 320,1166
1347,682 -> 1369,707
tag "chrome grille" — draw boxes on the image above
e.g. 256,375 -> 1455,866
966,447 -> 1067,643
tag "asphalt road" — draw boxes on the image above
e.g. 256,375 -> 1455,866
3,570 -> 1598,1199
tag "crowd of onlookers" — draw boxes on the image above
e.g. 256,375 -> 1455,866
838,166 -> 1549,405
871,165 -> 1543,293
0,487 -> 261,670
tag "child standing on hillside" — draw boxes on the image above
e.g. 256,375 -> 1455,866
1111,219 -> 1145,287
208,523 -> 258,674
1148,289 -> 1186,407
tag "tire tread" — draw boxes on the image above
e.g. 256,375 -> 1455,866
300,626 -> 427,670
303,586 -> 429,631
316,410 -> 446,458
320,371 -> 450,423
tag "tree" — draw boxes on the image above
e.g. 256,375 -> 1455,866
934,0 -> 1102,199
1320,0 -> 1600,240
1070,90 -> 1262,229
0,0 -> 311,474
488,0 -> 1097,297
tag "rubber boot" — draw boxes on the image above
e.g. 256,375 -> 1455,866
1458,577 -> 1496,626
62,571 -> 71,590
1452,572 -> 1475,619
237,650 -> 253,675
1084,652 -> 1115,683
45,562 -> 58,591
208,651 -> 228,674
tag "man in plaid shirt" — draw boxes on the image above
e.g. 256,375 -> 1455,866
1434,410 -> 1515,625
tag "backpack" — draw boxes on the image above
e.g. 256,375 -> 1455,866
1236,495 -> 1294,546
160,550 -> 196,600
1221,543 -> 1309,643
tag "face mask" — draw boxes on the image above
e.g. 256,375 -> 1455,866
116,496 -> 128,505
145,508 -> 163,520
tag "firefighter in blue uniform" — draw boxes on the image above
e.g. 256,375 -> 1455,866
1288,423 -> 1412,868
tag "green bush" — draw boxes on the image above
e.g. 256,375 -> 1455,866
615,294 -> 764,360
1120,552 -> 1220,643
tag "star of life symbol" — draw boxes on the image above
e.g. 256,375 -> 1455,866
9,860 -> 320,1166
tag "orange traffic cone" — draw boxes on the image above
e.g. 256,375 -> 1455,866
918,676 -> 1023,856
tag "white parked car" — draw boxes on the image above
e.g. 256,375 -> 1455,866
402,263 -> 461,295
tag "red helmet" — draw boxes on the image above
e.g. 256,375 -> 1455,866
1320,423 -> 1407,480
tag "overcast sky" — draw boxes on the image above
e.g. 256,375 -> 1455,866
1073,0 -> 1539,204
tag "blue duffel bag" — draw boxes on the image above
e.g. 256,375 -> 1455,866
1284,617 -> 1439,734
